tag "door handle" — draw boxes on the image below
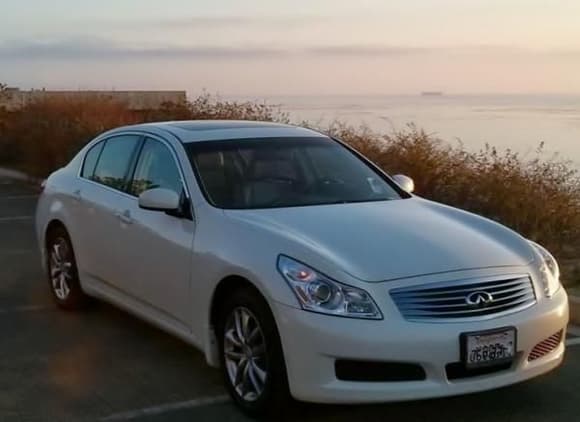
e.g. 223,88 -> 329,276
72,189 -> 82,202
116,209 -> 133,225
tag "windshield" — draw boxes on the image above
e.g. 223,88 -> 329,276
186,137 -> 405,209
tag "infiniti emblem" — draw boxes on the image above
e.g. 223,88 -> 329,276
465,290 -> 494,307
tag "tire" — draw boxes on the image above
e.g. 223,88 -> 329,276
217,286 -> 291,418
45,226 -> 89,310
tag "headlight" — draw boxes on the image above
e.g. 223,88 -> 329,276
529,241 -> 561,298
277,255 -> 382,319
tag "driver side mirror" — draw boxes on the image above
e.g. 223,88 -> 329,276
138,188 -> 180,212
392,174 -> 415,193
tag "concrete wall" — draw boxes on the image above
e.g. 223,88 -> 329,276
0,88 -> 187,111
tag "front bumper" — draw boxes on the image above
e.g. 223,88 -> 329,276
274,286 -> 568,404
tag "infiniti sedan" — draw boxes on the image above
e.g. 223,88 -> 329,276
36,121 -> 569,416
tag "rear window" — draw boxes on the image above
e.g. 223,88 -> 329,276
81,141 -> 104,179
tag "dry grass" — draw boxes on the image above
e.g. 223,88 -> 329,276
0,97 -> 141,177
0,94 -> 288,177
1,95 -> 578,286
327,123 -> 580,253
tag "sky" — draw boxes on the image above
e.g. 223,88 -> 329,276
1,0 -> 580,96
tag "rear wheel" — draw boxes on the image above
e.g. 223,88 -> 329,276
217,287 -> 291,417
46,226 -> 88,309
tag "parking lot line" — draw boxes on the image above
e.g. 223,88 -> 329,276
0,249 -> 35,255
0,305 -> 54,314
0,215 -> 34,222
100,395 -> 230,421
567,338 -> 580,347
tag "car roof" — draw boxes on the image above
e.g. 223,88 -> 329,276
106,120 -> 327,143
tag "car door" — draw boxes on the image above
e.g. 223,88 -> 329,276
118,136 -> 195,329
67,138 -> 106,274
74,134 -> 142,295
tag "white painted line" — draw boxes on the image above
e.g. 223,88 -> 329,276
0,305 -> 54,314
0,167 -> 31,180
566,337 -> 580,347
100,395 -> 230,421
0,216 -> 34,222
0,249 -> 35,255
0,196 -> 38,201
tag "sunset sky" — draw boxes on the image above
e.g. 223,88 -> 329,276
1,0 -> 579,95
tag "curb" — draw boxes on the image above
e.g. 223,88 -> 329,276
570,295 -> 580,326
0,167 -> 43,186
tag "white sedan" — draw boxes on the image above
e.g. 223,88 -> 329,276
36,121 -> 569,417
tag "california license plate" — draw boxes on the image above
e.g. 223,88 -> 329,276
462,327 -> 516,369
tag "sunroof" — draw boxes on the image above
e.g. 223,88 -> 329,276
169,121 -> 286,132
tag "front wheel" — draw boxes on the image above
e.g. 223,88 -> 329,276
218,287 -> 291,417
46,226 -> 89,309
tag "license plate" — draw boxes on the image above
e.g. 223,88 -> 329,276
461,327 -> 516,369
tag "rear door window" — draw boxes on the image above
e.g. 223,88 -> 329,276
92,135 -> 141,192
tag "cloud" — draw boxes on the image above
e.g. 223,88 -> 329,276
1,38 -> 578,62
140,15 -> 322,29
307,45 -> 430,57
0,39 -> 285,60
1,39 -> 427,61
69,15 -> 324,32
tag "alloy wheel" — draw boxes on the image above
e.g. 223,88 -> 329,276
224,307 -> 268,402
49,238 -> 73,300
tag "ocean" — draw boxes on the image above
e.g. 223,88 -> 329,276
236,95 -> 580,166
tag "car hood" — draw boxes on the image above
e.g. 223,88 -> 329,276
224,198 -> 534,282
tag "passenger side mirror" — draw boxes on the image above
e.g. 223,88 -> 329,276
138,188 -> 180,212
392,174 -> 415,193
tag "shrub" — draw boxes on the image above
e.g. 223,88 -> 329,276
327,123 -> 580,258
141,93 -> 290,123
0,93 -> 289,177
0,94 -> 578,285
0,97 -> 140,177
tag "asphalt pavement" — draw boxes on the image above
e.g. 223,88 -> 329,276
0,178 -> 579,421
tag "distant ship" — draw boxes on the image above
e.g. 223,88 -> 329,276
421,91 -> 443,96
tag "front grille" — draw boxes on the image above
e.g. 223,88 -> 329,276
390,274 -> 536,321
528,330 -> 563,361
